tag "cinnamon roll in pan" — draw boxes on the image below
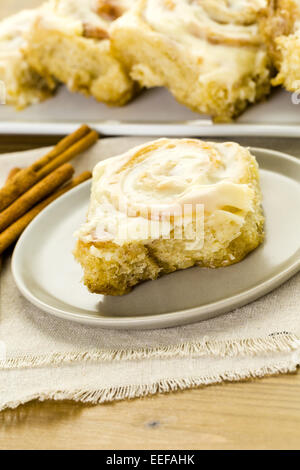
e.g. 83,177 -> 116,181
0,9 -> 56,109
111,0 -> 272,122
260,0 -> 300,93
74,138 -> 264,296
25,0 -> 136,106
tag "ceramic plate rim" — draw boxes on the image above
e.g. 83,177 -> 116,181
11,146 -> 300,329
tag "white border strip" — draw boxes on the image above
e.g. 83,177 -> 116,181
1,122 -> 300,137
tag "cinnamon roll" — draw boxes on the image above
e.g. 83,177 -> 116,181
74,138 -> 264,295
111,0 -> 272,122
25,0 -> 136,106
0,9 -> 56,109
260,0 -> 300,92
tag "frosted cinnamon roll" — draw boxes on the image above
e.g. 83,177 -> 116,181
0,9 -> 56,109
260,0 -> 300,92
74,138 -> 264,295
25,0 -> 136,106
111,0 -> 272,122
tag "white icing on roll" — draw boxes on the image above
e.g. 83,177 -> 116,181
199,0 -> 268,25
116,0 -> 268,87
77,139 -> 256,245
40,0 -> 133,36
143,0 -> 265,46
0,10 -> 38,55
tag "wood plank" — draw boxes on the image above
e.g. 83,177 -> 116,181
1,373 -> 300,450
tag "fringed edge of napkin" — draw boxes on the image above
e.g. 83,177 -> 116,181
1,332 -> 300,370
1,356 -> 299,412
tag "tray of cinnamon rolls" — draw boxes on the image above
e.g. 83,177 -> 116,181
0,0 -> 300,136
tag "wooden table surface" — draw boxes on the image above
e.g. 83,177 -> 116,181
0,136 -> 300,450
1,0 -> 300,449
1,374 -> 300,450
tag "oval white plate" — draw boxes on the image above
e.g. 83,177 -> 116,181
12,147 -> 300,330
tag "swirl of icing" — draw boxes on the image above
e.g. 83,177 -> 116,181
141,0 -> 265,48
78,139 -> 256,244
200,0 -> 267,26
39,0 -> 132,38
99,138 -> 253,214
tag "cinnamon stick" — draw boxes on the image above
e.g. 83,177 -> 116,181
37,130 -> 98,179
0,171 -> 92,255
31,125 -> 91,171
6,168 -> 21,181
0,168 -> 21,271
0,125 -> 98,211
0,163 -> 74,232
